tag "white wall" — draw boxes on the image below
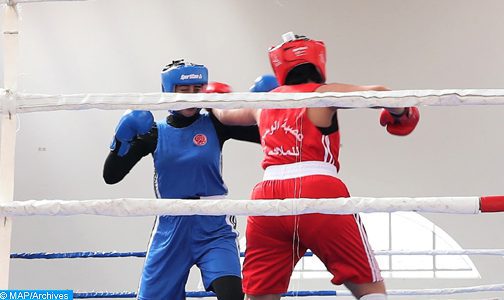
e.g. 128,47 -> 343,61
2,0 -> 504,299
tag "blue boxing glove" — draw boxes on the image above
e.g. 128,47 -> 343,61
110,110 -> 154,156
249,74 -> 279,92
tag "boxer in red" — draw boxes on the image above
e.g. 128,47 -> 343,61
213,32 -> 419,300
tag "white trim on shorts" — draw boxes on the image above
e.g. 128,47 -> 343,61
263,161 -> 338,181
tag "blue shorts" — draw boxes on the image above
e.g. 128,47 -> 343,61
137,215 -> 241,300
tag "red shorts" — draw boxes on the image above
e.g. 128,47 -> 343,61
242,175 -> 382,295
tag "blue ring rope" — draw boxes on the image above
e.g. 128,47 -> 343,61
13,251 -> 325,298
73,290 -> 338,298
10,252 -> 147,259
10,251 -> 314,259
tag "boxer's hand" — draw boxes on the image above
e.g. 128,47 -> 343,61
380,107 -> 420,136
204,81 -> 232,93
110,110 -> 154,156
249,74 -> 279,92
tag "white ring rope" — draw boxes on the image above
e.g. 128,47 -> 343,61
1,89 -> 504,113
0,0 -> 86,4
0,197 -> 481,217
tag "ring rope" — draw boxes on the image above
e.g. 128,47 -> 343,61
0,4 -> 19,289
72,284 -> 504,298
0,0 -> 86,4
2,89 -> 504,113
10,249 -> 504,259
2,196 -> 504,217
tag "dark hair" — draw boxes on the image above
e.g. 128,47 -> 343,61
284,63 -> 324,85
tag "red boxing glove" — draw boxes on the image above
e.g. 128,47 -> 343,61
380,107 -> 420,136
204,81 -> 232,93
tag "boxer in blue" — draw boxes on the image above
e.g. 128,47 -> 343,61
103,59 -> 259,300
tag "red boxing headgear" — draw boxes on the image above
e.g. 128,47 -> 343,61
268,32 -> 326,85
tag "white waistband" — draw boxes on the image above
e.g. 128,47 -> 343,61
263,161 -> 338,181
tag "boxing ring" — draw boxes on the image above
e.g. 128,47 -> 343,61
2,0 -> 504,298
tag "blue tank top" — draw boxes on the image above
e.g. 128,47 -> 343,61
153,113 -> 228,199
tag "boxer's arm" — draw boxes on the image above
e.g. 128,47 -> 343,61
316,83 -> 405,115
209,112 -> 260,145
211,108 -> 259,126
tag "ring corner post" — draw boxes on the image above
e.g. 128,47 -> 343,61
480,196 -> 504,213
0,1 -> 19,289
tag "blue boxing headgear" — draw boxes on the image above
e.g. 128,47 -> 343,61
161,59 -> 208,92
249,74 -> 279,92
